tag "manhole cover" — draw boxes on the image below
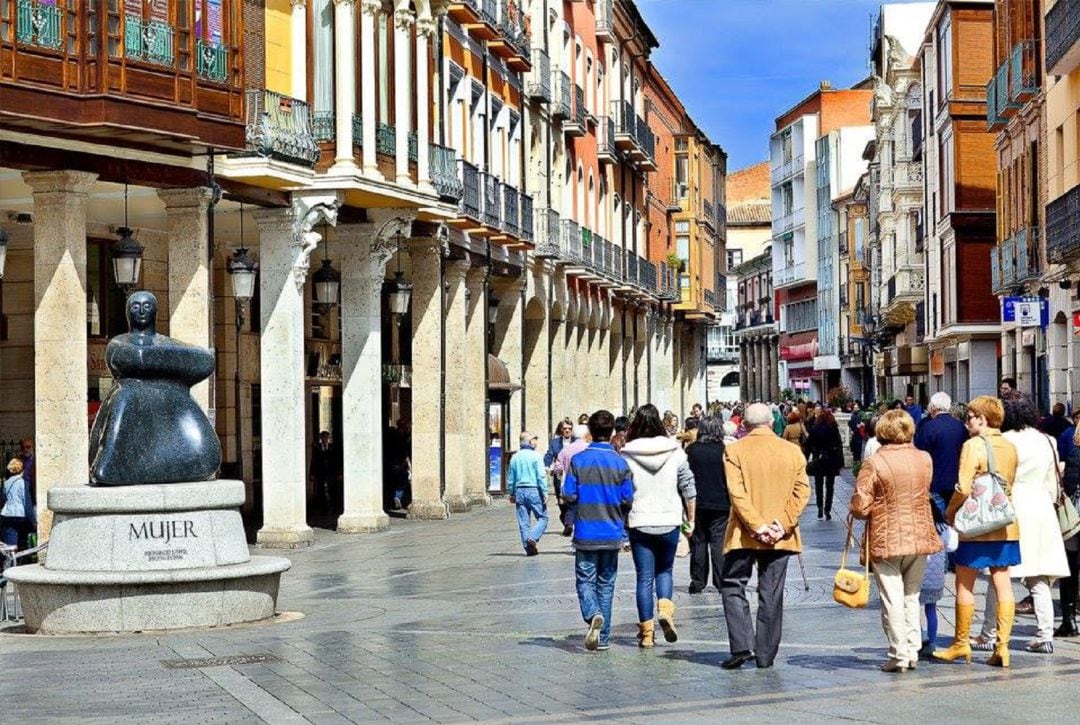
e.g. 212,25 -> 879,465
161,653 -> 282,669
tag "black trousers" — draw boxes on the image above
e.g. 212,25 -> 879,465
689,509 -> 728,593
720,548 -> 791,667
814,475 -> 835,516
1061,543 -> 1080,619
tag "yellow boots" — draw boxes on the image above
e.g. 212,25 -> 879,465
637,621 -> 654,648
934,603 -> 974,663
987,600 -> 1014,668
657,599 -> 678,643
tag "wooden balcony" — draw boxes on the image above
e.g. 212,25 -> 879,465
0,0 -> 245,153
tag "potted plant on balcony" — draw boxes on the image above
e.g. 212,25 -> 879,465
666,251 -> 684,273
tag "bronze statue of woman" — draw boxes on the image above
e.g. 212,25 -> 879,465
89,291 -> 222,485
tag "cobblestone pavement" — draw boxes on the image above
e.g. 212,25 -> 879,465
3,473 -> 1079,723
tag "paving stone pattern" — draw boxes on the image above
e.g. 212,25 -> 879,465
3,473 -> 1079,722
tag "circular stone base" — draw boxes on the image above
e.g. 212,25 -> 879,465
6,556 -> 290,634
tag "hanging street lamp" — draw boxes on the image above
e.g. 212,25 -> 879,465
112,183 -> 144,293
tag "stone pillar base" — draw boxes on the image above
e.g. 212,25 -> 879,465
256,524 -> 315,549
336,511 -> 391,533
467,492 -> 493,508
407,500 -> 450,520
444,495 -> 472,513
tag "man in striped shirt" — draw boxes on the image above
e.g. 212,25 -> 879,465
562,410 -> 635,651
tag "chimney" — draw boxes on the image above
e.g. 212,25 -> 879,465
820,80 -> 833,91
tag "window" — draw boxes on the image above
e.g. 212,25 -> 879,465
313,0 -> 334,119
675,155 -> 689,198
782,299 -> 818,333
727,249 -> 743,270
854,217 -> 865,262
86,239 -> 128,339
936,12 -> 952,104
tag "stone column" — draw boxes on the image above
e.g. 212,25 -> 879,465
335,223 -> 394,533
739,340 -> 748,401
443,260 -> 470,512
495,276 -> 526,445
393,6 -> 414,185
291,0 -> 308,101
770,337 -> 781,401
360,0 -> 381,178
407,235 -> 448,519
465,266 -> 491,506
158,187 -> 213,411
333,0 -> 358,170
523,266 -> 550,446
24,170 -> 96,540
415,14 -> 434,193
254,207 -> 314,548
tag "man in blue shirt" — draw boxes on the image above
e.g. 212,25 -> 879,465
905,394 -> 924,428
1058,409 -> 1080,460
507,431 -> 549,556
914,392 -> 967,517
562,410 -> 634,651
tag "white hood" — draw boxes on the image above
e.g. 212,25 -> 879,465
620,436 -> 682,474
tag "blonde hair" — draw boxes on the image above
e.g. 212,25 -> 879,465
967,395 -> 1004,428
7,458 -> 23,475
875,409 -> 915,444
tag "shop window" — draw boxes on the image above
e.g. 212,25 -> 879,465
87,238 -> 129,339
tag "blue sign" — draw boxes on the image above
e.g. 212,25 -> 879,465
1002,296 -> 1048,327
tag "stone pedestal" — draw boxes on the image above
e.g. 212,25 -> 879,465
6,481 -> 290,634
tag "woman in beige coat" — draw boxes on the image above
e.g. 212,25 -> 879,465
850,410 -> 943,672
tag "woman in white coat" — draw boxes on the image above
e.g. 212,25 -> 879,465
975,396 -> 1070,653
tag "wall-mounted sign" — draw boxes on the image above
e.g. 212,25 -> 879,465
1073,311 -> 1080,336
1002,296 -> 1048,328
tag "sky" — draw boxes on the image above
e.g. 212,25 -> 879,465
639,0 -> 932,173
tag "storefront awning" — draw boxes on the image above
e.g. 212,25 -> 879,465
488,354 -> 521,391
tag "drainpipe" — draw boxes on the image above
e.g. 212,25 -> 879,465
439,239 -> 446,499
520,274 -> 527,431
437,12 -> 446,145
544,0 -> 553,438
484,237 -> 492,488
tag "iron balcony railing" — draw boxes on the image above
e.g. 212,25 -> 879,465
702,199 -> 715,229
312,111 -> 334,142
376,122 -> 395,156
990,244 -> 1002,294
704,289 -> 717,309
986,77 -> 1003,131
15,0 -> 62,48
1047,184 -> 1080,264
612,245 -> 625,283
1009,40 -> 1040,103
351,113 -> 362,147
502,183 -> 520,237
244,89 -> 320,167
552,71 -> 572,118
535,207 -> 561,257
431,143 -> 463,201
639,256 -> 657,292
1015,227 -> 1040,282
597,116 -> 617,161
626,253 -> 639,286
481,171 -> 501,228
480,0 -> 497,26
580,228 -> 596,269
573,84 -> 586,127
634,113 -> 655,161
124,14 -> 175,66
520,192 -> 534,243
1047,0 -> 1080,77
196,39 -> 228,82
612,100 -> 635,139
526,47 -> 551,103
458,160 -> 482,220
595,0 -> 614,38
499,0 -> 529,58
560,219 -> 581,261
1000,235 -> 1017,290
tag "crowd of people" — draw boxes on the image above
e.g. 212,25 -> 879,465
506,381 -> 1080,671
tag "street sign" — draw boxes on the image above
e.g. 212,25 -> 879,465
1002,296 -> 1048,328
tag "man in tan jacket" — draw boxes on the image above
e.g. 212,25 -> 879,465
720,403 -> 810,669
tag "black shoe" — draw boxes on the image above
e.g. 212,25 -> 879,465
561,525 -> 573,537
825,513 -> 832,521
525,539 -> 538,556
756,660 -> 774,669
817,511 -> 824,520
1054,619 -> 1078,638
688,585 -> 705,595
918,641 -> 934,660
721,651 -> 755,670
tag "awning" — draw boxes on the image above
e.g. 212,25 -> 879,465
488,354 -> 521,391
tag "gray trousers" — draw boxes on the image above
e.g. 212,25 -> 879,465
720,548 -> 791,666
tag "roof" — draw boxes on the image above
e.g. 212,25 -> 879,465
727,201 -> 772,226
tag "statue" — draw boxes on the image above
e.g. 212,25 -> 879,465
88,291 -> 222,485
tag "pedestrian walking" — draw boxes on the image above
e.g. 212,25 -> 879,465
904,395 -> 924,427
935,396 -> 1020,668
1039,402 -> 1071,439
1,458 -> 29,549
848,402 -> 865,463
553,424 -> 591,537
919,519 -> 949,659
545,420 -> 575,534
806,409 -> 844,520
309,430 -> 342,514
622,404 -> 697,647
1058,423 -> 1080,637
863,415 -> 882,460
975,396 -> 1069,654
562,410 -> 635,651
719,403 -> 810,669
781,411 -> 806,450
914,392 -> 968,518
687,417 -> 729,595
507,431 -> 549,556
849,410 -> 942,672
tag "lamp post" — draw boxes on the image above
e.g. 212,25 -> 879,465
861,311 -> 877,408
226,239 -> 258,482
112,226 -> 144,294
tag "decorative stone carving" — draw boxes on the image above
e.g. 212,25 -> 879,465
89,292 -> 221,486
361,0 -> 382,17
886,35 -> 912,70
291,195 -> 341,291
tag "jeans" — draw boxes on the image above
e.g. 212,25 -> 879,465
575,549 -> 619,646
513,487 -> 548,551
629,528 -> 680,621
0,516 -> 21,547
873,554 -> 928,663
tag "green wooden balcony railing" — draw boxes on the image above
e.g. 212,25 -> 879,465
15,0 -> 63,49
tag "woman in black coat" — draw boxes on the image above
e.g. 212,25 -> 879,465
1058,429 -> 1080,636
686,417 -> 729,594
806,409 -> 844,520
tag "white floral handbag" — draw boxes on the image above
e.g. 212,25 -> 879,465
953,436 -> 1016,538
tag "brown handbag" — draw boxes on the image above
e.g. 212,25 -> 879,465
833,515 -> 870,608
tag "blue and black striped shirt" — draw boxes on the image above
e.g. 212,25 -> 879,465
562,442 -> 634,551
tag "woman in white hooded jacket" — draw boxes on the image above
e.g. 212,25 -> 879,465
622,404 -> 697,648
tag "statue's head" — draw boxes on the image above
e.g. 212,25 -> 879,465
126,291 -> 157,333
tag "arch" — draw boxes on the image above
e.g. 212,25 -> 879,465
524,296 -> 545,321
550,299 -> 565,322
721,371 -> 740,387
